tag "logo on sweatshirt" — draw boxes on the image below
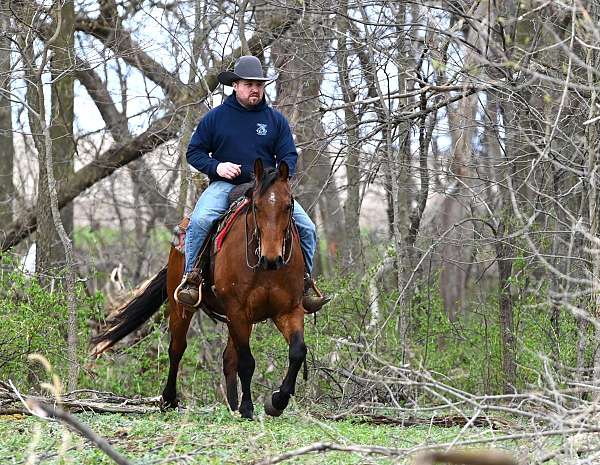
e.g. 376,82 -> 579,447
256,123 -> 268,136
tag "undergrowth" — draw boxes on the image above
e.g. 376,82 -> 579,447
0,246 -> 590,403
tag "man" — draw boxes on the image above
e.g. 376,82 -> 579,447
176,55 -> 328,313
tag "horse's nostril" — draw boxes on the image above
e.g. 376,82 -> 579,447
259,256 -> 283,270
258,256 -> 267,270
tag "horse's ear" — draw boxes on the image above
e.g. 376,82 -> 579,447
254,158 -> 264,183
278,161 -> 289,180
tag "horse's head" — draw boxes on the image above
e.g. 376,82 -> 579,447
250,158 -> 293,271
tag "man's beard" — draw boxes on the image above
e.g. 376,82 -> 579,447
244,95 -> 260,107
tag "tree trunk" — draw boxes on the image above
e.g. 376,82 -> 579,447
497,96 -> 520,393
439,93 -> 476,320
390,2 -> 414,345
336,0 -> 363,274
495,220 -> 517,393
36,0 -> 75,274
270,11 -> 344,276
0,1 -> 14,225
586,39 -> 600,401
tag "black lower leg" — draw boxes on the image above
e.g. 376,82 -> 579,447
237,345 -> 255,419
272,331 -> 306,411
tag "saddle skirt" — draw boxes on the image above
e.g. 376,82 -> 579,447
171,195 -> 250,257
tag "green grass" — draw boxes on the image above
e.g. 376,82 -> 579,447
0,404 -> 506,464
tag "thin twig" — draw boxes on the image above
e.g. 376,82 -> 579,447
26,399 -> 132,465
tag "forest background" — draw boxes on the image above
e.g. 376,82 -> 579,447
1,0 -> 600,463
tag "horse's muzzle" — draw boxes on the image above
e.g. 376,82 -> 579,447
258,255 -> 284,270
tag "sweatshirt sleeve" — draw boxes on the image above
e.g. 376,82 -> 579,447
186,113 -> 220,178
274,114 -> 298,177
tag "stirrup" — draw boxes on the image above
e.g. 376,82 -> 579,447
303,277 -> 330,314
174,273 -> 202,308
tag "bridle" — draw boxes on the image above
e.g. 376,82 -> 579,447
244,187 -> 295,270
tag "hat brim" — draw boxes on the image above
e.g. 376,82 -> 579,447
217,71 -> 279,87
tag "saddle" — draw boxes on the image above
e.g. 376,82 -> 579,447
171,183 -> 254,320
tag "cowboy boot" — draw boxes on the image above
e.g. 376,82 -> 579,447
175,273 -> 202,307
303,273 -> 330,314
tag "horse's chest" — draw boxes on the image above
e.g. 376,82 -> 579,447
216,282 -> 287,317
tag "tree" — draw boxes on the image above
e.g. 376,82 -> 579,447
0,0 -> 15,226
36,0 -> 75,274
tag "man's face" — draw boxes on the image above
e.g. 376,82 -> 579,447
233,79 -> 266,108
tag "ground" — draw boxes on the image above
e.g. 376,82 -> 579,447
0,403 -> 514,464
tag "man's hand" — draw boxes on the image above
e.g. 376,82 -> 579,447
216,162 -> 241,180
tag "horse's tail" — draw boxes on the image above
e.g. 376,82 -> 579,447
91,266 -> 168,356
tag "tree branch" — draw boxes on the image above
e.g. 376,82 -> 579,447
1,9 -> 301,252
75,15 -> 189,103
74,56 -> 129,140
1,111 -> 180,251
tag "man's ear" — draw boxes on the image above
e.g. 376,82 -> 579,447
254,158 -> 264,183
277,161 -> 289,181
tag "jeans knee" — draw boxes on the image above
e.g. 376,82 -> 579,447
306,218 -> 316,236
297,216 -> 316,240
189,213 -> 215,234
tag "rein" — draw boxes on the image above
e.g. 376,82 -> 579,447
244,193 -> 295,270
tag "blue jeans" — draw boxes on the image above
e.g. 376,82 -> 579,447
184,181 -> 317,274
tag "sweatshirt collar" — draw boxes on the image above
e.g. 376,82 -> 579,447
225,92 -> 268,112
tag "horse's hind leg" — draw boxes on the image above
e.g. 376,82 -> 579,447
265,308 -> 306,417
223,335 -> 239,411
228,321 -> 255,419
161,304 -> 194,409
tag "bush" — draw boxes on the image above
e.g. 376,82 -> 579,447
0,256 -> 103,392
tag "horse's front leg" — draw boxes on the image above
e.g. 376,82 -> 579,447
228,319 -> 255,419
223,335 -> 239,411
265,308 -> 306,417
161,303 -> 194,409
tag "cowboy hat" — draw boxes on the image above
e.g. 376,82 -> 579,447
217,56 -> 279,86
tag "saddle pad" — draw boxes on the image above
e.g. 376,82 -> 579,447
171,196 -> 250,256
215,197 -> 250,252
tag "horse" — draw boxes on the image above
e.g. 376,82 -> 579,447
91,159 -> 307,419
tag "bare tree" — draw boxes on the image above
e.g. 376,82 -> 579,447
0,0 -> 15,226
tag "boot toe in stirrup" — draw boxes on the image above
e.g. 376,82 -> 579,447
174,277 -> 202,307
177,287 -> 200,307
303,295 -> 330,315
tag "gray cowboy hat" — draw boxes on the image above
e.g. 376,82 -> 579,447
217,56 -> 279,86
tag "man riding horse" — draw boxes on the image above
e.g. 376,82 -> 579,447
176,55 -> 329,312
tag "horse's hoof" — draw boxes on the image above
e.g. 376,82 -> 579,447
264,393 -> 284,417
239,401 -> 254,420
159,396 -> 179,411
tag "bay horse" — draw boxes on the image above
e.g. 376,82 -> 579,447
92,159 -> 307,419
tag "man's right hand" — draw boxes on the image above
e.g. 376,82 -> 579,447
216,162 -> 241,180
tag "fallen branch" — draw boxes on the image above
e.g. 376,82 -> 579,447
0,385 -> 161,415
251,442 -> 406,465
251,442 -> 517,465
26,399 -> 132,465
319,412 -> 513,430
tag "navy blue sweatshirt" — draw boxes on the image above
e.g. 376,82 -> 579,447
186,93 -> 298,185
